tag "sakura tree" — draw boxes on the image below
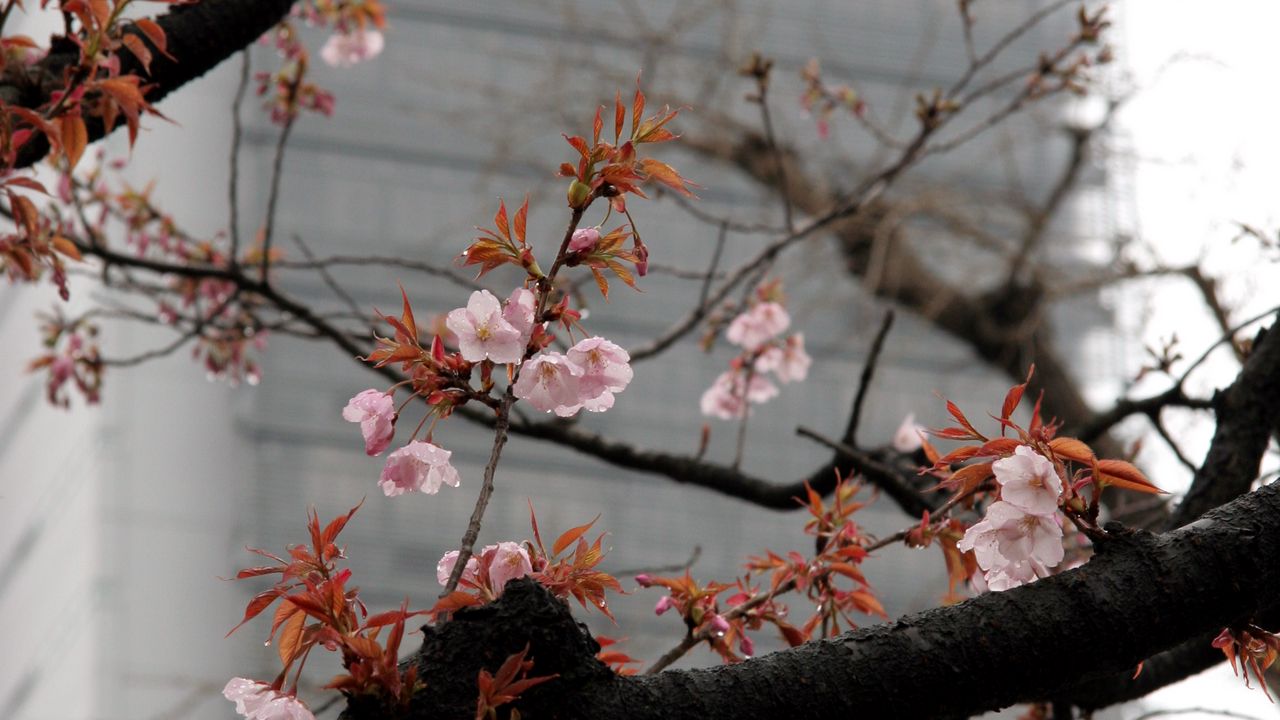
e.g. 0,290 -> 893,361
2,1 -> 1278,719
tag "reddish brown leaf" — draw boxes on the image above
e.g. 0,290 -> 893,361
60,115 -> 87,169
227,589 -> 280,636
276,608 -> 306,666
513,196 -> 528,246
121,34 -> 152,74
1096,459 -> 1164,494
553,516 -> 600,556
1049,437 -> 1094,464
133,18 -> 171,57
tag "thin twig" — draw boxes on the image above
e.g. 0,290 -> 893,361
732,362 -> 756,471
613,546 -> 702,577
271,253 -> 482,292
796,426 -> 935,517
441,390 -> 515,597
288,234 -> 370,331
698,221 -> 729,310
845,309 -> 895,445
1148,410 -> 1199,475
228,50 -> 250,266
259,111 -> 297,283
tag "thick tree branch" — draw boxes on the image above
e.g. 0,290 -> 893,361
348,479 -> 1280,720
10,0 -> 296,168
1169,318 -> 1280,529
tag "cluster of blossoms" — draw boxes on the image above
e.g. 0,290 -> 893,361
28,314 -> 102,407
294,0 -> 387,68
800,58 -> 867,139
917,369 -> 1161,594
700,286 -> 810,420
436,541 -> 533,600
344,287 -> 632,497
957,445 -> 1065,590
639,478 -> 886,667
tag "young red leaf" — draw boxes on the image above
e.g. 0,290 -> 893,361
1048,437 -> 1094,464
493,198 -> 511,241
1095,459 -> 1164,494
513,196 -> 528,246
276,608 -> 306,666
553,516 -> 600,556
121,33 -> 153,74
613,91 -> 625,140
227,589 -> 280,636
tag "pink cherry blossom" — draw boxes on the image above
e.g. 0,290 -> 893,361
556,337 -> 633,416
319,28 -> 385,68
513,352 -> 584,413
342,389 -> 396,456
485,541 -> 533,593
726,301 -> 791,351
436,549 -> 479,587
568,227 -> 601,253
223,678 -> 315,720
755,333 -> 811,383
892,413 -> 926,453
378,441 -> 461,497
699,370 -> 779,420
994,445 -> 1063,516
502,287 -> 537,349
446,289 -> 525,364
958,500 -> 1063,591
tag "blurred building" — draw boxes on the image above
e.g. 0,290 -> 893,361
1,2 -> 1121,718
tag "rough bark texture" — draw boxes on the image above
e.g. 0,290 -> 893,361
345,481 -> 1280,719
1170,323 -> 1280,529
7,0 -> 295,168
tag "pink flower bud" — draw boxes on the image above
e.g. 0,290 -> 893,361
568,227 -> 600,254
654,596 -> 677,616
708,613 -> 731,635
634,573 -> 653,587
739,633 -> 756,657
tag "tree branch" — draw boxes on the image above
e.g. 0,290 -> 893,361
10,0 -> 296,168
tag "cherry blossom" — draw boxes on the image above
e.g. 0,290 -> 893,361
437,542 -> 531,596
892,413 -> 926,453
378,441 -> 460,497
556,337 -> 633,415
485,541 -> 533,593
699,370 -> 779,420
726,301 -> 790,351
568,227 -> 601,253
958,500 -> 1063,591
319,28 -> 385,68
994,445 -> 1063,516
342,389 -> 396,456
436,549 -> 479,587
446,289 -> 525,364
502,287 -> 537,349
512,352 -> 584,413
223,678 -> 315,720
756,333 -> 811,383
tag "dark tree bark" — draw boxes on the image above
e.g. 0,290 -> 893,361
345,479 -> 1280,720
337,316 -> 1280,720
5,0 -> 295,168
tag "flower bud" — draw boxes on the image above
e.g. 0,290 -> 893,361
654,596 -> 676,615
634,573 -> 653,587
567,180 -> 591,208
